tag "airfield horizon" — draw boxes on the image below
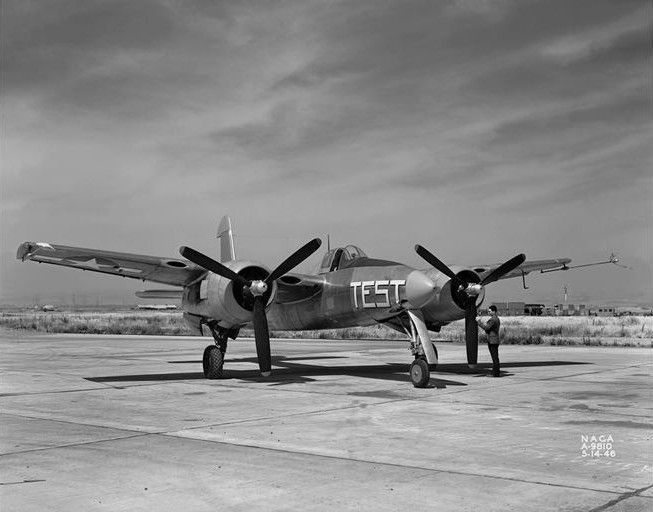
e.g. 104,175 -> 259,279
1,309 -> 651,348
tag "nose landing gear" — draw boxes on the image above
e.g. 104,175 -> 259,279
202,322 -> 238,379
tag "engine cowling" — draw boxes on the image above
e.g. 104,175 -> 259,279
182,260 -> 277,328
422,267 -> 485,322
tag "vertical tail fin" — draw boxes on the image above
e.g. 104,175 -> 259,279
217,215 -> 236,262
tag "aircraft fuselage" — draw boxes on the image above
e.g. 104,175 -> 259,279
266,264 -> 470,332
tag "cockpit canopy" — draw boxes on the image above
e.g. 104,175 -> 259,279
318,245 -> 368,273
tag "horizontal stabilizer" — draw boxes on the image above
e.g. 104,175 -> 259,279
135,289 -> 183,299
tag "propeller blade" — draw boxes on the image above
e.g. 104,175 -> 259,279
415,245 -> 458,281
481,253 -> 526,286
179,246 -> 250,288
252,296 -> 272,376
265,238 -> 322,284
464,302 -> 478,367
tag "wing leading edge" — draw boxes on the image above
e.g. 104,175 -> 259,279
17,242 -> 206,287
476,258 -> 572,283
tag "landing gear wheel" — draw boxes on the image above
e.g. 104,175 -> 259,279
410,357 -> 430,388
203,345 -> 225,379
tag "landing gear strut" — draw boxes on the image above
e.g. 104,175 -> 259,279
202,322 -> 236,379
403,311 -> 438,388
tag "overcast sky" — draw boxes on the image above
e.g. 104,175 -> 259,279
1,0 -> 651,306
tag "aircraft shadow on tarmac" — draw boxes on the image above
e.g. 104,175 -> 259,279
85,356 -> 591,388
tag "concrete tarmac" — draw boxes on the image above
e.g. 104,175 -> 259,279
1,330 -> 651,511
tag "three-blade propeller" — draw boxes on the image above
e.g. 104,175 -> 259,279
180,238 -> 322,376
415,245 -> 525,368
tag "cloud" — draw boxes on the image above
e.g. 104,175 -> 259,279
1,1 -> 178,93
538,6 -> 648,63
1,0 -> 650,305
446,0 -> 511,20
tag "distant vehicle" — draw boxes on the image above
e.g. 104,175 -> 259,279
35,304 -> 56,312
17,216 -> 617,387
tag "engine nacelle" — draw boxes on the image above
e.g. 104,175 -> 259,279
422,267 -> 485,322
182,260 -> 277,329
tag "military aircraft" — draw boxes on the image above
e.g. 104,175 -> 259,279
16,216 -> 616,387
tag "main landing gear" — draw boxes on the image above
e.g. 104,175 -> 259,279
409,358 -> 430,388
202,322 -> 236,379
203,344 -> 225,379
404,311 -> 438,388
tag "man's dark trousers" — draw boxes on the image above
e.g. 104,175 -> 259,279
487,343 -> 500,377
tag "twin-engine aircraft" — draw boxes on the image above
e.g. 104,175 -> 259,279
17,216 -> 610,387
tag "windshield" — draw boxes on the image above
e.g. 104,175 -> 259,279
317,245 -> 367,273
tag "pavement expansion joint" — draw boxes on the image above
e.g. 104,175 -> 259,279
159,432 -> 629,497
587,483 -> 653,512
0,410 -> 152,438
0,479 -> 47,486
0,387 -> 107,397
538,363 -> 650,381
0,432 -> 149,457
163,396 -> 415,432
449,399 -> 652,419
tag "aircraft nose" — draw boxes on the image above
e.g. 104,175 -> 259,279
405,270 -> 437,308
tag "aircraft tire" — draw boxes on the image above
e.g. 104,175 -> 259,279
409,357 -> 430,388
203,345 -> 225,379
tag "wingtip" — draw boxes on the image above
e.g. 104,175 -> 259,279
16,242 -> 31,261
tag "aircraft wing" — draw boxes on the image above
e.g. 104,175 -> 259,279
16,242 -> 207,287
477,258 -> 572,284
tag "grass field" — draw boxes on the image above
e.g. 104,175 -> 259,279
0,310 -> 651,347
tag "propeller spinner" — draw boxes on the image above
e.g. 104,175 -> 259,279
180,238 -> 322,376
415,245 -> 525,368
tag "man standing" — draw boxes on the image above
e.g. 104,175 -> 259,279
477,305 -> 501,377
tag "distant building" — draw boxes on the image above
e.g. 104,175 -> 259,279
616,307 -> 653,316
548,304 -> 588,316
543,305 -> 556,316
490,302 -> 621,316
524,304 -> 545,316
492,302 -> 509,316
507,302 -> 524,316
491,302 -> 525,316
589,306 -> 616,317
